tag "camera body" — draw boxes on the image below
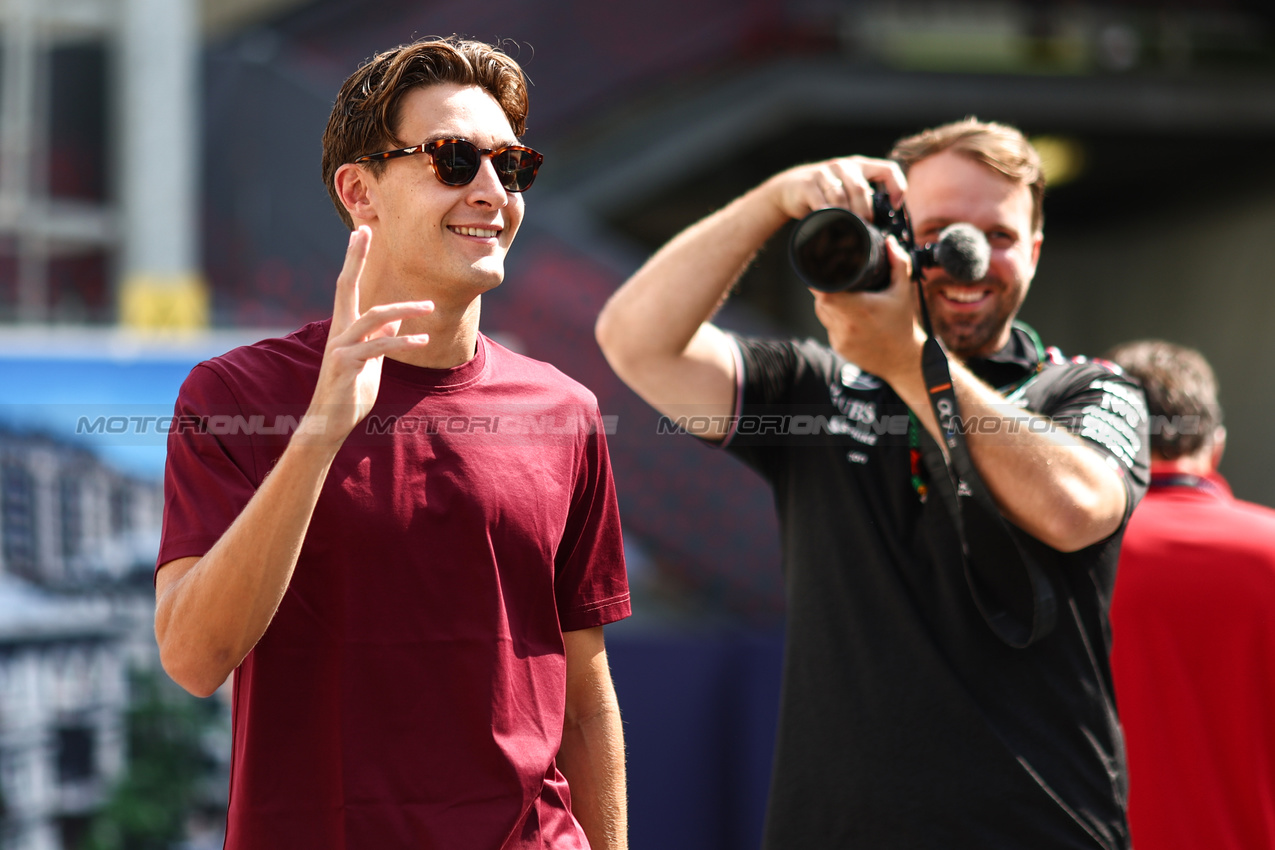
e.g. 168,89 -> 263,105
789,184 -> 988,293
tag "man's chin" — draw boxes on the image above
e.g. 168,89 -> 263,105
934,318 -> 1006,359
467,261 -> 506,292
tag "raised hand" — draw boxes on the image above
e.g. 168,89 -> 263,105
154,226 -> 435,695
766,155 -> 908,225
301,226 -> 434,445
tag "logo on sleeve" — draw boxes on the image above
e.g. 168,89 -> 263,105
1080,379 -> 1145,469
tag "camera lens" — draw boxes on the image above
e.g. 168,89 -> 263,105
789,208 -> 887,293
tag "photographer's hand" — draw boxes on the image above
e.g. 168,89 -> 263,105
813,236 -> 930,406
815,237 -> 1126,552
597,154 -> 911,441
770,156 -> 907,223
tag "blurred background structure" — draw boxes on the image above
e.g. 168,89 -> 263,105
0,0 -> 1273,848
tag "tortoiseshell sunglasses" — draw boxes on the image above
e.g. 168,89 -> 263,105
353,139 -> 544,192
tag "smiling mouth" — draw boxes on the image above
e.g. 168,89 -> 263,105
940,287 -> 991,304
448,226 -> 499,238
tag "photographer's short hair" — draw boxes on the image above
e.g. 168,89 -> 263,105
890,118 -> 1045,234
1105,339 -> 1222,461
321,36 -> 531,229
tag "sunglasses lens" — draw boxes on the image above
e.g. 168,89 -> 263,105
432,141 -> 481,185
425,141 -> 542,191
492,148 -> 540,192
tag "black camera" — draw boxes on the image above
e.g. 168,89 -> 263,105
788,184 -> 989,293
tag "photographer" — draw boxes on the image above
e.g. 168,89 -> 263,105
596,119 -> 1148,848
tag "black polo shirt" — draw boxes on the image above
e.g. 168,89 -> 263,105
721,323 -> 1149,850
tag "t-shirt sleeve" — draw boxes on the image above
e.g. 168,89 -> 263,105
719,333 -> 850,477
719,335 -> 815,472
156,363 -> 260,573
1036,364 -> 1151,524
553,406 -> 631,631
729,335 -> 806,415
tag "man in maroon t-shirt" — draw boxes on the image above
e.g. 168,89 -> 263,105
155,38 -> 630,850
1108,339 -> 1275,850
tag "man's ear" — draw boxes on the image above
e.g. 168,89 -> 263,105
334,163 -> 377,224
1029,231 -> 1043,272
1210,425 -> 1227,471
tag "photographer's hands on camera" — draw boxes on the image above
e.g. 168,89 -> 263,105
598,149 -> 1130,552
768,157 -> 933,413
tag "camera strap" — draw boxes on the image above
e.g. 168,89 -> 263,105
913,293 -> 1058,648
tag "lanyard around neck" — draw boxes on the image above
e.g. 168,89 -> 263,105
912,279 -> 1057,648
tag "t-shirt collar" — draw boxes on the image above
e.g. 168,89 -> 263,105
963,321 -> 1043,392
1149,469 -> 1232,499
380,332 -> 488,391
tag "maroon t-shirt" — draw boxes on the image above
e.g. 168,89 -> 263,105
158,321 -> 630,850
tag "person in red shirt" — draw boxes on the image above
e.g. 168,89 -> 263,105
154,38 -> 630,850
1108,339 -> 1275,850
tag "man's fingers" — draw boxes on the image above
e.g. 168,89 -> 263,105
336,333 -> 431,364
375,319 -> 404,342
781,157 -> 907,220
884,237 -> 914,292
328,301 -> 433,349
820,162 -> 870,218
333,226 -> 372,331
341,301 -> 434,343
813,169 -> 849,210
856,159 -> 908,210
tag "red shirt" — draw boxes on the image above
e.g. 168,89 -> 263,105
1111,471 -> 1275,850
159,323 -> 630,849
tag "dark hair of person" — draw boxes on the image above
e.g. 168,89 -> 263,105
320,36 -> 530,229
889,117 -> 1046,234
1105,339 -> 1222,460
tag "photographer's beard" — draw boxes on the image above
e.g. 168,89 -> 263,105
922,272 -> 1028,360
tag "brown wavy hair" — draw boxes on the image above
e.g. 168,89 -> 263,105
1105,339 -> 1222,461
321,36 -> 530,229
890,117 -> 1046,234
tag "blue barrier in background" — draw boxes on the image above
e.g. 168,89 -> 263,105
607,629 -> 784,850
